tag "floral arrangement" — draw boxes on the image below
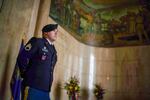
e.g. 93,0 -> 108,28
64,76 -> 80,100
93,84 -> 105,100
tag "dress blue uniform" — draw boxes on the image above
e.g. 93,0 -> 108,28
17,37 -> 57,99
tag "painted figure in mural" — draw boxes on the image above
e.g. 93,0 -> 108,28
135,12 -> 149,42
64,0 -> 74,26
93,12 -> 101,34
55,0 -> 64,20
72,10 -> 80,32
127,12 -> 136,34
141,7 -> 150,35
17,24 -> 58,100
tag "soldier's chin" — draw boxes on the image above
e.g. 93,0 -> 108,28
52,38 -> 56,41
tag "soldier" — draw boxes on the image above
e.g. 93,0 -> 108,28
17,24 -> 58,100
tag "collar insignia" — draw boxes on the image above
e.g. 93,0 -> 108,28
42,46 -> 48,52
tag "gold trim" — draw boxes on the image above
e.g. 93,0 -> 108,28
24,86 -> 29,100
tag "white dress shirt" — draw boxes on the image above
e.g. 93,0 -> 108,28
46,38 -> 53,45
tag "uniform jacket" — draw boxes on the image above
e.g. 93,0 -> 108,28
17,37 -> 57,92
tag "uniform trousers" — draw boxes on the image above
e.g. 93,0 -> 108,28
22,86 -> 50,100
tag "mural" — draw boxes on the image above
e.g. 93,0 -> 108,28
49,0 -> 150,47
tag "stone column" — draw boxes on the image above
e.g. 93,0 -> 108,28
0,0 -> 40,99
34,0 -> 51,37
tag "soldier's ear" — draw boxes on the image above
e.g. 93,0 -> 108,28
43,32 -> 48,38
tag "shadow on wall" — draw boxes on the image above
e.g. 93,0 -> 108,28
54,81 -> 61,100
0,44 -> 11,100
80,88 -> 90,100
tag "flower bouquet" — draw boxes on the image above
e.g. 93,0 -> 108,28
64,76 -> 80,100
93,84 -> 105,100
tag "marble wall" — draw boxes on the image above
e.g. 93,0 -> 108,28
50,16 -> 150,99
0,0 -> 150,100
0,0 -> 40,99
